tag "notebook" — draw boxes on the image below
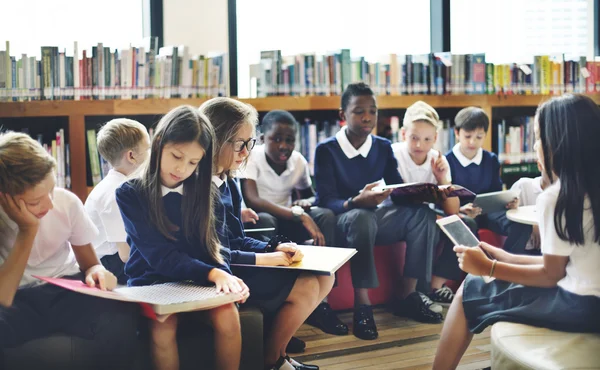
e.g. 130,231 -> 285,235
35,276 -> 242,318
232,245 -> 357,276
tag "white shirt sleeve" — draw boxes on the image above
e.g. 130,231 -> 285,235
100,197 -> 128,243
294,153 -> 312,190
538,185 -> 573,257
442,155 -> 452,183
511,178 -> 526,206
242,151 -> 259,181
67,192 -> 100,246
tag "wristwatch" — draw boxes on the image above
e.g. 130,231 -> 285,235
346,197 -> 355,210
291,205 -> 304,222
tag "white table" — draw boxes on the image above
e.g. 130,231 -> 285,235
506,205 -> 538,226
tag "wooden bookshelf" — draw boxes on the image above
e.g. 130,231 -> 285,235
2,94 -> 598,202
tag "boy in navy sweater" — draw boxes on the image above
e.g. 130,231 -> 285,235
315,83 -> 443,340
446,107 -> 526,253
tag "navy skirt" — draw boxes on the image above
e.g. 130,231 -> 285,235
232,266 -> 299,313
462,274 -> 600,334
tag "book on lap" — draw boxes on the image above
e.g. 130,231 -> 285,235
35,276 -> 242,319
231,245 -> 357,275
374,182 -> 476,204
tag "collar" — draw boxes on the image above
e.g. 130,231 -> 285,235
211,175 -> 225,188
452,143 -> 483,167
161,183 -> 184,197
336,126 -> 372,159
108,169 -> 127,180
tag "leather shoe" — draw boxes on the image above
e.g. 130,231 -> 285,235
306,302 -> 349,335
285,356 -> 319,370
286,336 -> 306,354
352,304 -> 378,340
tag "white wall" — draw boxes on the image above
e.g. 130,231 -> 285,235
163,0 -> 229,56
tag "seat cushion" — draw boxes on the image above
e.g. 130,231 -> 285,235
491,322 -> 600,370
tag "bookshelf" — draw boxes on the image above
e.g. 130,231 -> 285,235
2,93 -> 599,202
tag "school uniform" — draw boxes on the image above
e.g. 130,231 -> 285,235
241,145 -> 335,244
445,144 -> 532,253
391,141 -> 462,282
84,169 -> 129,284
314,127 -> 438,289
0,188 -> 138,368
116,180 -> 232,287
463,182 -> 600,334
213,175 -> 299,313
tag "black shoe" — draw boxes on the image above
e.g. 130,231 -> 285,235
306,302 -> 349,336
393,292 -> 444,323
352,304 -> 378,340
285,356 -> 319,370
286,336 -> 306,354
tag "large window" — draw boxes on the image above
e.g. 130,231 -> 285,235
236,0 -> 431,98
451,0 -> 593,64
0,0 -> 144,57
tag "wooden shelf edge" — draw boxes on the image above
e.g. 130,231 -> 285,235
2,94 -> 599,117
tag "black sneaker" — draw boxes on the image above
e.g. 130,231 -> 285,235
285,356 -> 319,370
393,292 -> 444,323
306,302 -> 349,336
429,284 -> 455,305
286,336 -> 306,354
353,304 -> 378,340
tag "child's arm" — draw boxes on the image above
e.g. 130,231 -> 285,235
117,185 -> 227,285
491,153 -> 503,192
241,179 -> 298,220
432,152 -> 460,214
0,194 -> 39,306
72,243 -> 117,291
314,145 -> 346,214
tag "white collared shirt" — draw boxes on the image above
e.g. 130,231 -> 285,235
452,143 -> 483,167
392,142 -> 452,184
241,145 -> 312,207
161,183 -> 184,197
84,169 -> 128,258
212,175 -> 225,188
511,176 -> 544,207
335,126 -> 373,159
0,188 -> 99,287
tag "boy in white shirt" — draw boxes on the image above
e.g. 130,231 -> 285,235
85,118 -> 150,284
393,101 -> 463,306
240,110 -> 346,336
0,132 -> 137,368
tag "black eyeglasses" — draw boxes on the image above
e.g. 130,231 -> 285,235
229,138 -> 257,152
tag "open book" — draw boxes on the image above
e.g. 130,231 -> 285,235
374,182 -> 476,204
35,276 -> 242,319
232,245 -> 357,276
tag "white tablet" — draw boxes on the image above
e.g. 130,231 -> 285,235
436,215 -> 495,283
473,190 -> 520,214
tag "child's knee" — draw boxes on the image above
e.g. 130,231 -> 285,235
291,274 -> 321,303
150,315 -> 178,345
210,303 -> 241,335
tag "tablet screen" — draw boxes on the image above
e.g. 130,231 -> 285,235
442,219 -> 479,247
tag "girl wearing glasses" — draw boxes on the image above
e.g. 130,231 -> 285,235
200,97 -> 332,370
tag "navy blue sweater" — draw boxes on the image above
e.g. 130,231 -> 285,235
314,135 -> 404,215
215,178 -> 268,263
445,149 -> 503,196
116,180 -> 230,287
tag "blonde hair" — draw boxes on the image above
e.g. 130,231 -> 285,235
198,97 -> 259,178
97,118 -> 148,167
403,101 -> 441,130
0,132 -> 56,195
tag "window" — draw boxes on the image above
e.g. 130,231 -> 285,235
236,0 -> 431,98
0,0 -> 144,57
451,0 -> 593,64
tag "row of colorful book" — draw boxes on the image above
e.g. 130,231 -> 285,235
20,128 -> 70,188
0,41 -> 228,102
249,50 -> 600,97
496,117 -> 537,164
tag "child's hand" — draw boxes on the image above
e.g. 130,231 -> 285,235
353,182 -> 392,208
241,208 -> 259,224
460,203 -> 482,218
293,199 -> 313,209
0,193 -> 39,233
505,197 -> 519,210
454,245 -> 493,276
478,241 -> 510,262
299,214 -> 326,246
431,151 -> 449,184
208,268 -> 247,296
85,265 -> 117,291
276,243 -> 304,262
266,251 -> 294,266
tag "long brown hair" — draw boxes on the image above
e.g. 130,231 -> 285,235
198,97 -> 258,178
138,105 -> 223,264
